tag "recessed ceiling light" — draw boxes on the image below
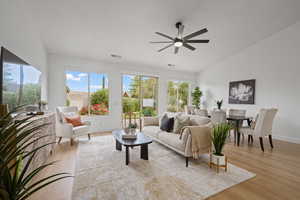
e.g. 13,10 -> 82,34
111,54 -> 122,59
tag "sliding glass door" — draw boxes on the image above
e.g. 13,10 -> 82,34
167,80 -> 189,112
122,74 -> 158,117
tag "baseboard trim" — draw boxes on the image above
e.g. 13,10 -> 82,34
273,135 -> 300,144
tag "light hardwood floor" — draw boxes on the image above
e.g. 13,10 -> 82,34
30,133 -> 300,200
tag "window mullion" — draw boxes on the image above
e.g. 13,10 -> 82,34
88,73 -> 90,116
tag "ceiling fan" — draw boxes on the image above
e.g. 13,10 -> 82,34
150,22 -> 209,54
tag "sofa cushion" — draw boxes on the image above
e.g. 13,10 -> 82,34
173,115 -> 190,134
143,126 -> 161,138
158,132 -> 185,151
160,115 -> 174,132
189,116 -> 210,126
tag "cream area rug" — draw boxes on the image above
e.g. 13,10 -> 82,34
72,135 -> 255,200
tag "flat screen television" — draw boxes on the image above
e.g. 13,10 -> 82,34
0,47 -> 42,111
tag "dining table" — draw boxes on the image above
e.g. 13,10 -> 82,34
226,115 -> 252,146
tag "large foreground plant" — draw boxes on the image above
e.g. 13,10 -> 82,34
0,109 -> 71,200
211,123 -> 232,156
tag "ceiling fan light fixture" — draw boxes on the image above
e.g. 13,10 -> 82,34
174,41 -> 183,47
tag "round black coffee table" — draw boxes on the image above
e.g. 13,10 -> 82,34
112,129 -> 153,165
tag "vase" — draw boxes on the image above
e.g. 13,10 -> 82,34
209,153 -> 228,173
211,154 -> 226,165
130,128 -> 136,134
124,128 -> 130,134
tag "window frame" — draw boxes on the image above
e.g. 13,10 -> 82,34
121,73 -> 159,116
166,80 -> 191,113
65,70 -> 110,116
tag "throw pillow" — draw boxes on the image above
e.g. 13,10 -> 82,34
61,112 -> 77,123
65,116 -> 84,127
173,115 -> 190,134
160,115 -> 174,132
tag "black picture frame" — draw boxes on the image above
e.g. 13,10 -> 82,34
229,79 -> 255,104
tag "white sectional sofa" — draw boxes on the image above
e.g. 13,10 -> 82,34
142,114 -> 212,167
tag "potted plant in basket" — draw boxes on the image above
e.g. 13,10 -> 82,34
210,123 -> 232,172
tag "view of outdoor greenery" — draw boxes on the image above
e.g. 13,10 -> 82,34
65,71 -> 109,115
167,81 -> 189,112
122,75 -> 158,117
65,72 -> 188,116
3,63 -> 41,111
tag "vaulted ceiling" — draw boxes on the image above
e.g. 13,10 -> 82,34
27,0 -> 300,72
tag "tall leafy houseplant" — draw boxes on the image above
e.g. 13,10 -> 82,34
191,87 -> 202,109
211,123 -> 231,156
0,108 -> 71,200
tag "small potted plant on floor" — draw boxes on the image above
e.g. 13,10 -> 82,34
210,123 -> 232,172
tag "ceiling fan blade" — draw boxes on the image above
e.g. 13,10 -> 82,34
150,41 -> 173,44
155,32 -> 174,40
183,43 -> 196,51
183,28 -> 208,40
174,47 -> 179,54
185,39 -> 209,43
158,43 -> 174,52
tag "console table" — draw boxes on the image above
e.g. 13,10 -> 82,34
20,112 -> 56,174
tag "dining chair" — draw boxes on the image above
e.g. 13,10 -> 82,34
240,108 -> 278,152
211,110 -> 226,125
228,109 -> 247,139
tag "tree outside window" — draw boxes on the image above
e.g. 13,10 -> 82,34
122,75 -> 158,117
65,71 -> 109,115
167,81 -> 189,112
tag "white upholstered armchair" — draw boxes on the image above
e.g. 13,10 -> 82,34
240,108 -> 278,152
56,106 -> 91,145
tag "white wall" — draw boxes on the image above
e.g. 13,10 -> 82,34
198,21 -> 300,143
0,0 -> 48,100
48,54 -> 197,132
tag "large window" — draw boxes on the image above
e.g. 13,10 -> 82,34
65,71 -> 109,115
167,81 -> 189,112
122,75 -> 158,117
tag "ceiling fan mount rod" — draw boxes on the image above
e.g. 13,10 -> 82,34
175,22 -> 182,29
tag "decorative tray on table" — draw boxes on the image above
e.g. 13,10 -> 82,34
122,128 -> 137,140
